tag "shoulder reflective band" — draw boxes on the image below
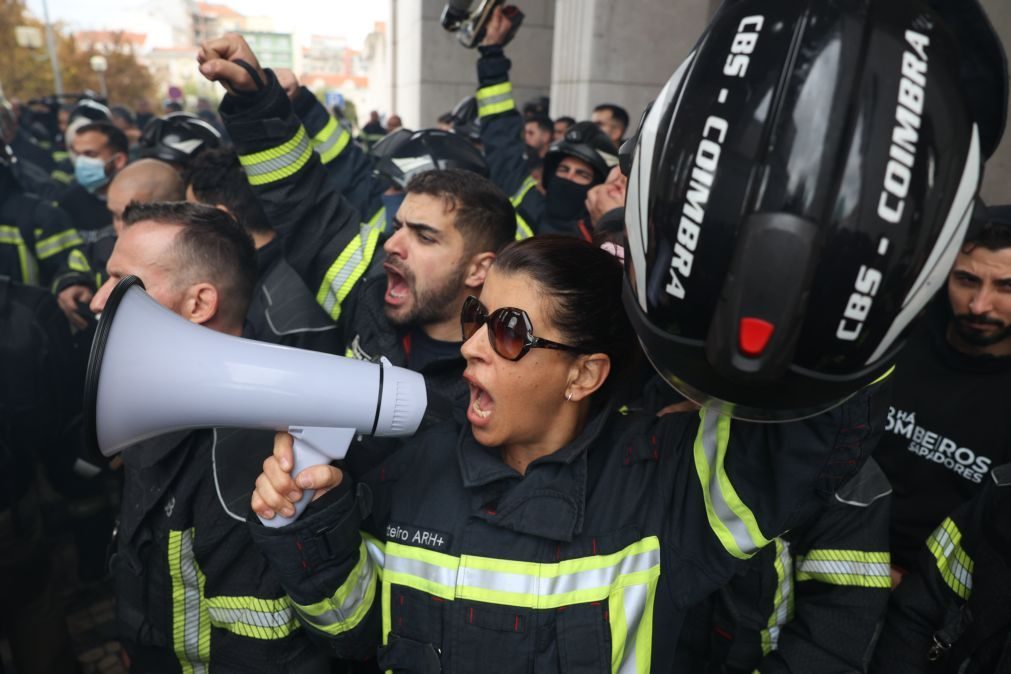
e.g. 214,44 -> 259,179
927,517 -> 974,600
313,117 -> 352,165
760,539 -> 795,656
205,596 -> 299,640
514,213 -> 533,240
476,82 -> 516,118
294,540 -> 379,636
511,176 -> 538,240
239,126 -> 314,186
368,205 -> 387,234
35,228 -> 83,260
795,549 -> 891,588
316,222 -> 382,321
693,409 -> 771,560
168,529 -> 211,673
0,225 -> 38,285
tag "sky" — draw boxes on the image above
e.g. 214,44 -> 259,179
24,0 -> 389,50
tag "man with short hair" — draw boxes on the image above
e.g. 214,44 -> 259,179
524,114 -> 552,158
591,103 -> 629,146
186,147 -> 342,354
875,204 -> 1011,581
59,121 -> 129,234
553,115 -> 575,142
89,201 -> 329,673
55,158 -> 184,329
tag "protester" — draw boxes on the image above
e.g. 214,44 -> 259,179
59,120 -> 129,233
591,103 -> 629,146
523,114 -> 552,158
553,115 -> 575,142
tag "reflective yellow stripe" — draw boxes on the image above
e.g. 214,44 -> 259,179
511,176 -> 538,240
35,228 -> 83,260
68,249 -> 91,273
795,548 -> 891,588
294,540 -> 378,636
476,82 -> 516,118
368,206 -> 388,234
205,595 -> 299,640
315,223 -> 381,321
760,539 -> 795,656
0,225 -> 38,285
693,409 -> 771,560
312,117 -> 351,165
927,518 -> 974,600
51,169 -> 73,184
239,127 -> 314,186
168,529 -> 210,673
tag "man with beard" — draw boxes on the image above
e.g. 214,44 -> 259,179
197,34 -> 516,430
876,204 -> 1011,583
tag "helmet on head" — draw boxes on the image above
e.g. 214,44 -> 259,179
139,112 -> 222,165
450,95 -> 482,143
370,128 -> 490,190
622,0 -> 1006,421
542,121 -> 618,188
69,98 -> 111,125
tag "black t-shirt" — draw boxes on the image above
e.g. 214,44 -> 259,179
405,326 -> 462,373
875,304 -> 1011,569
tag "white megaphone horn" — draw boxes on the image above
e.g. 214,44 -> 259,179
84,276 -> 427,527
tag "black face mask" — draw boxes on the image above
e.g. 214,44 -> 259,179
545,177 -> 591,221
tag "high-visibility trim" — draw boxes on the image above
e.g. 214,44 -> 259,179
51,169 -> 73,184
52,150 -> 69,162
927,518 -> 974,600
315,222 -> 381,320
511,176 -> 538,240
383,537 -> 661,610
760,539 -> 795,656
795,548 -> 891,588
368,206 -> 388,234
693,409 -> 771,560
312,117 -> 351,165
35,228 -> 83,260
476,82 -> 516,118
295,541 -> 378,636
68,249 -> 92,273
239,127 -> 313,186
205,595 -> 299,640
0,225 -> 38,285
168,529 -> 211,673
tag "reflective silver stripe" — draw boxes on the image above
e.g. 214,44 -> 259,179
617,582 -> 648,674
171,530 -> 209,673
79,225 -> 116,244
767,540 -> 793,652
36,229 -> 82,259
240,128 -> 312,181
299,557 -> 376,629
931,523 -> 973,593
206,604 -> 295,632
797,559 -> 891,578
385,552 -> 458,592
318,222 -> 379,319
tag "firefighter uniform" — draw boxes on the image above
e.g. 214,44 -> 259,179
475,44 -> 545,240
871,463 -> 1011,673
111,428 -> 331,673
247,386 -> 886,672
0,187 -> 85,289
676,459 -> 892,672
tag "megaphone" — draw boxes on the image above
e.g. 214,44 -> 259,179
85,276 -> 427,527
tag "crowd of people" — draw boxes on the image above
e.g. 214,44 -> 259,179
1,1 -> 1010,673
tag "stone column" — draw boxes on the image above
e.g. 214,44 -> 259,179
980,0 -> 1010,203
390,0 -> 555,129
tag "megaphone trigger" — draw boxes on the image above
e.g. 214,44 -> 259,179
260,426 -> 357,528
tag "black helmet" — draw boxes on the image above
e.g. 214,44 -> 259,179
622,0 -> 1005,421
139,112 -> 222,165
370,128 -> 489,190
543,121 -> 618,189
69,98 -> 111,124
450,95 -> 481,143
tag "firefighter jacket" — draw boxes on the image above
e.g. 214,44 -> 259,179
0,186 -> 84,289
871,463 -> 1011,673
475,45 -> 546,241
247,386 -> 887,673
676,459 -> 892,673
221,72 -> 384,326
0,276 -> 77,509
50,224 -> 114,294
243,237 -> 342,355
111,428 -> 331,673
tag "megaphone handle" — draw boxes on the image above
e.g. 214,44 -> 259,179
258,427 -> 356,528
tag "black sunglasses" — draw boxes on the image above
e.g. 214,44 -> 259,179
461,296 -> 586,361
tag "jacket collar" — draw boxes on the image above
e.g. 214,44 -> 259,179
456,407 -> 612,542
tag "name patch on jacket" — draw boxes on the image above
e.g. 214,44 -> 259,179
386,522 -> 451,552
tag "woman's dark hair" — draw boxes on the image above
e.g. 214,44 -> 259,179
493,236 -> 637,383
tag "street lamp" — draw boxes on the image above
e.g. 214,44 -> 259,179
90,54 -> 109,99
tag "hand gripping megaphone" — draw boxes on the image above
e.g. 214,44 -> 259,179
84,276 -> 427,527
